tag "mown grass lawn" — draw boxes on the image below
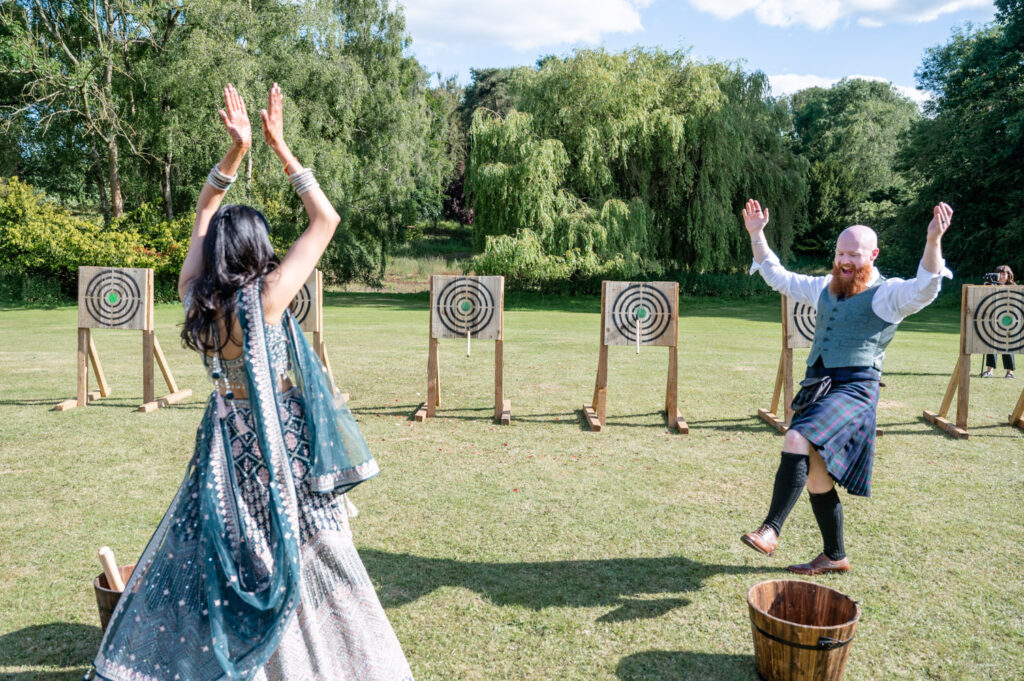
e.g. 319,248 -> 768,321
1,293 -> 1021,680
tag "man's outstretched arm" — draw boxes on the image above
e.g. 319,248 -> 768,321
743,198 -> 828,308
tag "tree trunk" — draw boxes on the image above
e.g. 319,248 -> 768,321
93,146 -> 110,218
162,149 -> 174,219
108,136 -> 123,218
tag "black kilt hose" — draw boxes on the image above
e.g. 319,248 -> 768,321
788,360 -> 880,497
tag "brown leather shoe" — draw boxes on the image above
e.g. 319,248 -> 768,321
741,525 -> 779,556
787,553 -> 851,575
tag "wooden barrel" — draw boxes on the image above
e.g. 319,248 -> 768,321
93,563 -> 135,632
747,579 -> 860,681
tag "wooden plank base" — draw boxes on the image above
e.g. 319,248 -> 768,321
758,408 -> 883,436
137,389 -> 192,413
669,408 -> 688,434
923,410 -> 969,439
55,390 -> 102,411
1009,414 -> 1024,432
582,403 -> 603,432
757,408 -> 788,434
413,402 -> 428,422
499,399 -> 511,426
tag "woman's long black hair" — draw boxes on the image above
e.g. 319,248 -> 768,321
181,204 -> 280,354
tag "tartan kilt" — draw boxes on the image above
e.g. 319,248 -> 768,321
789,364 -> 881,497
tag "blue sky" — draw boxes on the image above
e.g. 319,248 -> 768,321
402,0 -> 997,102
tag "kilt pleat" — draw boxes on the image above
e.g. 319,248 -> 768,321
789,364 -> 881,497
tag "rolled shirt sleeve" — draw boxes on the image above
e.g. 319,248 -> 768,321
872,259 -> 954,324
750,250 -> 830,310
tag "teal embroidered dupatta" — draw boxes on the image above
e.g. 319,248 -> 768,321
94,281 -> 378,681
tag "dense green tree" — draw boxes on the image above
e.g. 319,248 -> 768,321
787,79 -> 920,257
889,0 -> 1023,276
468,49 -> 807,275
1,0 -> 449,286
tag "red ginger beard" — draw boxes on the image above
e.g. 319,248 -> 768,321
829,261 -> 873,298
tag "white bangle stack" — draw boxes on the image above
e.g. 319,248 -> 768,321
288,168 -> 319,196
207,164 -> 237,191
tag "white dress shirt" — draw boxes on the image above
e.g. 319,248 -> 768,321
750,250 -> 953,324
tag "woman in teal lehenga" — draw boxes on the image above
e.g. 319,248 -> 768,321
90,84 -> 414,681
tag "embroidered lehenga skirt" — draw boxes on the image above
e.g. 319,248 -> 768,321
94,389 -> 414,681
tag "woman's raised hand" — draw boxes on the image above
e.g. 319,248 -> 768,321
260,83 -> 286,152
742,198 -> 770,236
218,84 -> 251,149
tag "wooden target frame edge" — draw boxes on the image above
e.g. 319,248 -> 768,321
415,275 -> 510,425
583,280 -> 687,434
924,285 -> 1024,437
963,284 -> 1024,355
57,268 -> 192,412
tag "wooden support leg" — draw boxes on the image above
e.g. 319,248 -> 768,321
88,333 -> 110,398
664,344 -> 687,433
77,328 -> 89,406
138,335 -> 193,413
142,330 -> 155,405
758,349 -> 789,434
954,352 -> 970,429
1009,386 -> 1024,431
416,337 -> 440,422
923,357 -> 969,438
782,347 -> 795,426
494,339 -> 510,424
583,343 -> 608,432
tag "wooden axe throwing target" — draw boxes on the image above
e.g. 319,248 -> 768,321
583,281 -> 687,433
786,298 -> 817,350
603,282 -> 676,348
925,285 -> 1024,438
56,267 -> 191,413
431,276 -> 502,341
415,275 -> 510,425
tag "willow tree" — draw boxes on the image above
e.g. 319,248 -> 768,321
468,48 -> 807,274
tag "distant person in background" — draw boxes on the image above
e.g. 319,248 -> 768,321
980,265 -> 1016,379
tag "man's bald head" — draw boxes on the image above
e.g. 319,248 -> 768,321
837,224 -> 878,254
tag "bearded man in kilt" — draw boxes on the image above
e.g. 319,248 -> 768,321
740,198 -> 954,575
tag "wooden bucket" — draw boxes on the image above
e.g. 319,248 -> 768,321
93,563 -> 135,632
747,579 -> 860,681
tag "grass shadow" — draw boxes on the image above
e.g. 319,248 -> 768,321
616,650 -> 757,681
0,622 -> 101,679
362,550 -> 768,623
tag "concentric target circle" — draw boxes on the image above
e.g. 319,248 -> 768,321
792,302 -> 817,344
972,290 -> 1024,353
290,283 -> 312,325
436,277 -> 496,336
610,284 -> 672,343
83,269 -> 143,328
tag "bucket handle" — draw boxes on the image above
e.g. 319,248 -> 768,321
753,623 -> 855,651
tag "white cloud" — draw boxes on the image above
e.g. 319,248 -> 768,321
768,73 -> 931,105
403,0 -> 650,51
687,0 -> 991,29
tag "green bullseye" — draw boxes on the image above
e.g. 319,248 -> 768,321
460,301 -> 472,312
635,306 -> 649,320
106,292 -> 120,305
1001,314 -> 1014,327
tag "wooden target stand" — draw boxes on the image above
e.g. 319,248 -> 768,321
582,281 -> 687,433
758,296 -> 813,433
414,275 -> 510,425
55,267 -> 191,412
759,295 -> 883,436
289,269 -> 342,395
924,285 -> 1024,438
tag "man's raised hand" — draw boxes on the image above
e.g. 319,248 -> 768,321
218,84 -> 251,149
742,199 -> 770,236
926,202 -> 953,243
